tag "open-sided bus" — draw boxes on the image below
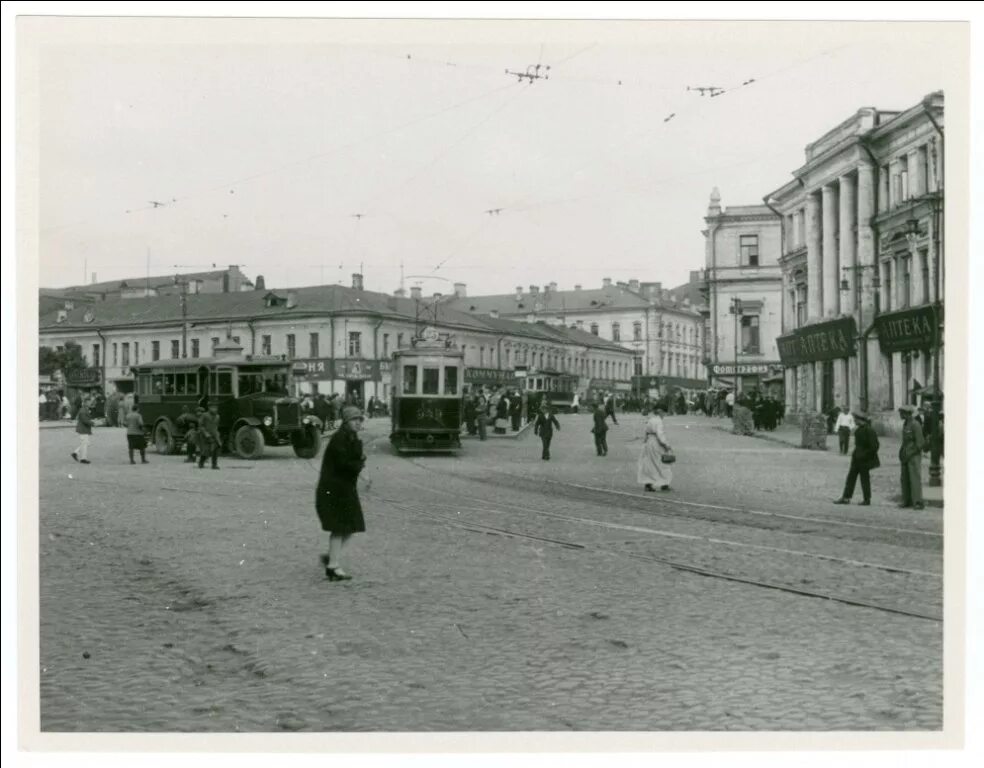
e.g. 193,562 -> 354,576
130,347 -> 322,459
389,329 -> 464,453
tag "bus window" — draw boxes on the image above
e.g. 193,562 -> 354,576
403,365 -> 418,395
422,368 -> 440,395
444,366 -> 458,395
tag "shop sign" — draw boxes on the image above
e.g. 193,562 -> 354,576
777,317 -> 857,366
65,367 -> 102,386
335,359 -> 378,381
464,367 -> 519,384
631,375 -> 661,389
292,358 -> 332,379
710,363 -> 778,376
291,358 -> 384,381
874,305 -> 938,354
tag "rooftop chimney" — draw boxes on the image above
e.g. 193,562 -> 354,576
708,187 -> 722,216
453,282 -> 467,298
91,272 -> 97,284
548,281 -> 558,292
515,286 -> 523,301
56,309 -> 67,323
433,292 -> 443,299
352,273 -> 364,291
574,284 -> 582,291
489,309 -> 499,319
394,287 -> 406,298
629,279 -> 640,292
410,286 -> 422,300
286,290 -> 298,309
602,277 -> 612,288
255,275 -> 266,291
529,285 -> 539,295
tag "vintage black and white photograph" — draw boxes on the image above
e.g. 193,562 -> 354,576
12,4 -> 976,754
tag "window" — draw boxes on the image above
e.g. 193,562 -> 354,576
421,368 -> 440,395
920,250 -> 930,305
152,341 -> 160,361
590,323 -> 599,336
112,343 -> 118,366
633,322 -> 642,341
634,356 -> 643,376
740,234 -> 759,266
403,365 -> 418,394
741,315 -> 760,354
191,338 -> 200,358
349,331 -> 361,357
286,334 -> 296,359
576,320 -> 584,330
397,333 -> 404,349
479,346 -> 485,366
309,333 -> 319,358
171,340 -> 180,359
134,342 -> 140,364
383,334 -> 390,358
92,344 -> 100,367
539,352 -> 545,369
796,286 -> 807,327
261,335 -> 272,355
211,337 -> 219,352
900,255 -> 911,309
611,323 -> 621,341
882,261 -> 892,312
444,366 -> 458,395
232,336 -> 240,346
505,348 -> 511,367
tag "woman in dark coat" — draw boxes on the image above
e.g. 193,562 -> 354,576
316,405 -> 367,581
833,412 -> 880,506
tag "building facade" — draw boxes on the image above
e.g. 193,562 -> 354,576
39,275 -> 635,405
767,92 -> 944,436
699,188 -> 784,393
443,278 -> 707,394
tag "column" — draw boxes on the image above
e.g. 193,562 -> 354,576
857,162 -> 877,412
838,174 -> 857,315
878,165 -> 889,214
806,192 -> 822,320
822,183 -> 839,318
796,209 -> 805,248
910,148 -> 926,198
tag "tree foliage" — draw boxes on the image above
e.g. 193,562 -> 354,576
39,342 -> 88,376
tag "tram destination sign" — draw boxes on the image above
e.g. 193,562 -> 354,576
777,317 -> 857,366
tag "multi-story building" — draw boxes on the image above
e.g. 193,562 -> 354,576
767,91 -> 944,436
443,278 -> 707,396
39,274 -> 634,404
699,188 -> 784,394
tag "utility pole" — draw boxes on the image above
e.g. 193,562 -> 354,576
731,297 -> 743,393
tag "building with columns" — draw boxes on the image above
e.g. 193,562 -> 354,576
699,188 -> 784,394
767,91 -> 944,436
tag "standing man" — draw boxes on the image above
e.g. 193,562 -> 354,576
533,404 -> 561,461
509,391 -> 523,432
898,405 -> 925,509
197,402 -> 222,470
833,412 -> 879,505
125,403 -> 149,464
476,395 -> 489,441
70,395 -> 93,464
834,406 -> 856,455
725,389 -> 735,419
592,400 -> 609,456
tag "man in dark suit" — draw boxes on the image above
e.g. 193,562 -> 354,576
533,404 -> 561,460
592,401 -> 609,456
833,412 -> 880,506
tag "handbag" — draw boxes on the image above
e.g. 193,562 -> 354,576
661,452 -> 676,464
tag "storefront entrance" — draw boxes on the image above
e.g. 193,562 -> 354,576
345,380 -> 364,405
821,360 -> 834,413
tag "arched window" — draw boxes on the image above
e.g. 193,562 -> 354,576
611,322 -> 621,341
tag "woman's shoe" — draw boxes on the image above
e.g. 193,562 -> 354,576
326,567 -> 352,582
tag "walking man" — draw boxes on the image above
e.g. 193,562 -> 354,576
834,405 -> 856,455
833,412 -> 879,505
509,391 -> 523,432
197,402 -> 222,470
898,404 -> 925,509
70,395 -> 93,464
533,404 -> 561,461
605,392 -> 619,425
592,401 -> 609,456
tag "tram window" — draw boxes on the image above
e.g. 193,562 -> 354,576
185,374 -> 198,395
212,370 -> 234,395
138,373 -> 151,395
444,366 -> 458,395
164,373 -> 177,394
422,368 -> 440,395
152,374 -> 165,394
403,365 -> 418,395
175,374 -> 187,394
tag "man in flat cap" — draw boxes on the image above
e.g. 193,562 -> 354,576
833,411 -> 879,506
898,404 -> 925,509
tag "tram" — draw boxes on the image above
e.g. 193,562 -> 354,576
389,327 -> 465,453
522,370 -> 579,413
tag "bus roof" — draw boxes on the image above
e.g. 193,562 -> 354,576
130,354 -> 291,371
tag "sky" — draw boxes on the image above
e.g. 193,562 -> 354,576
33,16 -> 965,299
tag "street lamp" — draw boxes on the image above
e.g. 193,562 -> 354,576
840,264 -> 880,413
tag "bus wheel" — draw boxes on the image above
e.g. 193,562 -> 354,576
234,425 -> 265,459
154,421 -> 176,454
291,423 -> 321,459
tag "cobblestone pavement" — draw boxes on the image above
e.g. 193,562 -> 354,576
38,414 -> 943,731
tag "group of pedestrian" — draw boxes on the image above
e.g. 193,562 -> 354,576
38,389 -> 70,421
463,388 -> 525,440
